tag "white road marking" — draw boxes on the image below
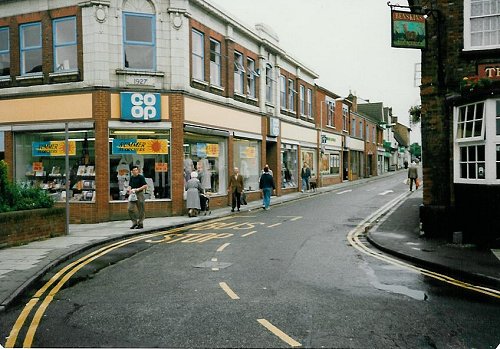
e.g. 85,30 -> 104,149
267,223 -> 281,228
379,190 -> 394,196
241,231 -> 257,237
337,189 -> 352,195
492,249 -> 500,261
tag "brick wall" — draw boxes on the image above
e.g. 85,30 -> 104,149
0,208 -> 65,248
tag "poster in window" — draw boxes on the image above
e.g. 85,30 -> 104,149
391,10 -> 426,49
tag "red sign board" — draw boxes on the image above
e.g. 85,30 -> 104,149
478,64 -> 500,80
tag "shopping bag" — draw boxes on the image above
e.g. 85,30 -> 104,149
241,191 -> 247,205
416,178 -> 420,189
128,192 -> 137,202
405,178 -> 410,185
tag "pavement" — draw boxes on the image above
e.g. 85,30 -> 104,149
1,171 -> 499,312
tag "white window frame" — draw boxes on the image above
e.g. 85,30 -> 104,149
265,64 -> 273,104
53,16 -> 77,72
279,75 -> 286,109
0,26 -> 10,77
455,101 -> 485,142
307,88 -> 313,118
359,120 -> 363,138
209,38 -> 221,86
288,79 -> 296,112
123,12 -> 156,71
20,22 -> 42,75
234,51 -> 244,94
299,85 -> 305,116
342,105 -> 349,131
454,98 -> 500,184
191,29 -> 204,81
246,57 -> 256,98
326,101 -> 334,127
351,118 -> 356,135
463,0 -> 500,51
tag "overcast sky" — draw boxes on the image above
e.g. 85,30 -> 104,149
209,0 -> 422,144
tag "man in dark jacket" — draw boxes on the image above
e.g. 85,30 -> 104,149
227,167 -> 244,212
259,165 -> 275,210
301,162 -> 311,192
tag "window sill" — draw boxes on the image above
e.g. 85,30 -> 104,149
191,78 -> 209,86
16,73 -> 43,82
49,70 -> 79,78
210,84 -> 224,92
116,69 -> 165,77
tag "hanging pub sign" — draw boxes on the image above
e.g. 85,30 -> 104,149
391,10 -> 426,49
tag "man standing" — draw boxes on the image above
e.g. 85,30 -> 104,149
128,165 -> 148,229
227,166 -> 244,212
259,166 -> 275,210
301,162 -> 311,192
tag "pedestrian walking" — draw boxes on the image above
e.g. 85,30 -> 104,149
127,165 -> 148,229
407,161 -> 419,191
227,167 -> 244,212
301,162 -> 311,192
259,166 -> 275,210
185,171 -> 204,217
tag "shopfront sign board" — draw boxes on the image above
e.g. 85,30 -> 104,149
32,141 -> 76,157
120,92 -> 161,121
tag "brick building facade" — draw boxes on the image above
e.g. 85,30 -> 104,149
408,0 -> 500,243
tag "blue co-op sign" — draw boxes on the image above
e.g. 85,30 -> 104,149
120,92 -> 161,121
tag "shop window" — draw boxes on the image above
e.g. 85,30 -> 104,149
281,145 -> 298,188
464,0 -> 500,50
301,149 -> 316,174
209,38 -> 221,86
234,51 -> 244,94
20,22 -> 42,75
123,12 -> 155,70
184,132 -> 227,194
496,100 -> 500,135
246,57 -> 256,98
0,27 -> 9,76
192,29 -> 204,81
321,152 -> 340,175
53,17 -> 77,72
109,129 -> 170,200
233,139 -> 260,191
15,130 -> 95,202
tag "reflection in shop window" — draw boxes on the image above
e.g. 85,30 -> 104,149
320,152 -> 340,175
233,139 -> 260,191
281,145 -> 297,188
109,129 -> 170,200
15,130 -> 95,202
184,133 -> 227,194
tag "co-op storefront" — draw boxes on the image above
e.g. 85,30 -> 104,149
1,90 -> 313,223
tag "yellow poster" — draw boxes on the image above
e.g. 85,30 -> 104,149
206,143 -> 219,157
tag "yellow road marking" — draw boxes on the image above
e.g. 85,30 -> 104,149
216,243 -> 231,252
4,298 -> 38,348
347,226 -> 500,299
6,217 -> 232,348
219,282 -> 239,300
267,223 -> 281,228
257,319 -> 301,347
241,230 -> 257,237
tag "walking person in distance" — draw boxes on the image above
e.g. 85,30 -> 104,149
259,165 -> 276,210
407,161 -> 419,191
185,171 -> 204,217
301,162 -> 311,192
128,165 -> 148,229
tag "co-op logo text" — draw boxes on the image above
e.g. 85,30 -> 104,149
120,92 -> 161,121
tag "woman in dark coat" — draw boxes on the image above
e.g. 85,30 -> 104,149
186,171 -> 203,217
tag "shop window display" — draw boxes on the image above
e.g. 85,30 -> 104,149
281,145 -> 298,188
109,129 -> 170,201
14,130 -> 95,202
183,133 -> 227,194
233,139 -> 260,191
320,152 -> 340,175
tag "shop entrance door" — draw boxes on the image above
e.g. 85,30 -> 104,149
343,151 -> 349,180
266,141 -> 278,176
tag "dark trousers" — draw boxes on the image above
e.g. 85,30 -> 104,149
409,178 -> 417,191
232,190 -> 241,210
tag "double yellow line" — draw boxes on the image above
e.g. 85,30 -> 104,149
5,217 -> 230,348
347,221 -> 500,300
